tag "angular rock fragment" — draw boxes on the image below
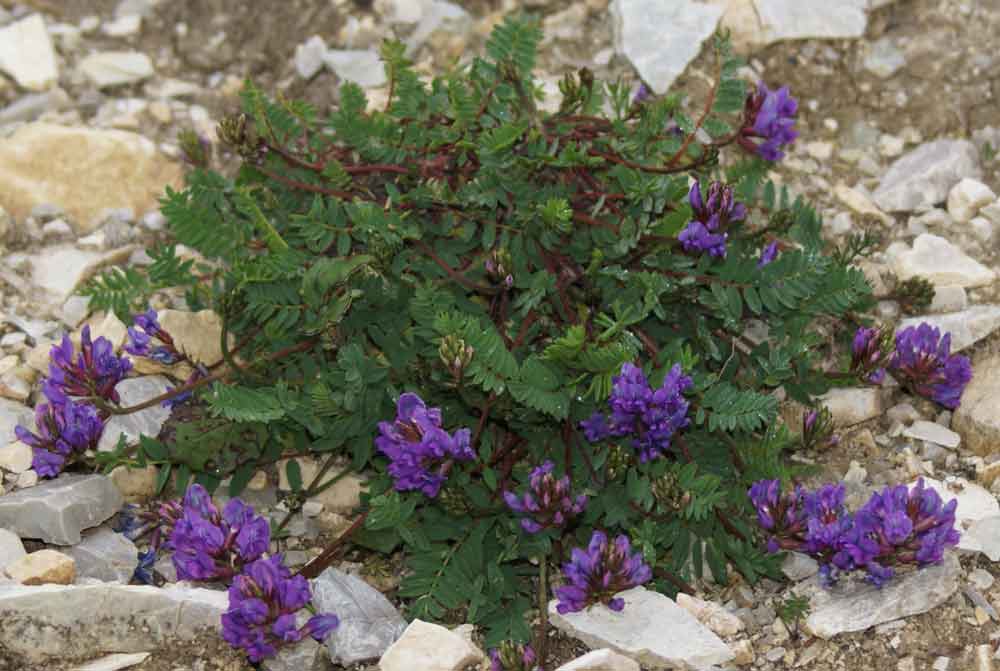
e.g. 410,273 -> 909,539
62,526 -> 138,584
0,474 -> 124,545
311,567 -> 407,664
549,586 -> 734,669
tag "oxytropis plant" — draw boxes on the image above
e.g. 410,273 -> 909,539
65,14 -> 973,663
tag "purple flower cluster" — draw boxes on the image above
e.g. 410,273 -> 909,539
739,83 -> 799,161
167,484 -> 270,581
580,362 -> 692,463
15,398 -> 104,477
375,393 -> 475,498
222,555 -> 339,662
503,461 -> 587,534
888,323 -> 972,410
489,642 -> 539,671
43,326 -> 131,404
14,327 -> 130,478
749,478 -> 960,587
554,530 -> 652,614
678,181 -> 746,258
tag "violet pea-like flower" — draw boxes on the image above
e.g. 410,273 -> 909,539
221,555 -> 339,663
15,398 -> 104,478
503,461 -> 587,534
168,484 -> 271,581
678,181 -> 746,258
375,392 -> 475,498
45,325 -> 132,404
889,323 -> 972,409
554,530 -> 652,614
739,82 -> 799,161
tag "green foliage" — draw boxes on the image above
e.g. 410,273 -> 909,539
86,17 -> 875,646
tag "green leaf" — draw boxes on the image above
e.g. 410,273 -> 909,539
285,459 -> 303,492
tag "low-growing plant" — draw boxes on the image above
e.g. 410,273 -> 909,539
61,14 -> 970,663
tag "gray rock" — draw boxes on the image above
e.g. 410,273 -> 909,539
556,649 -> 641,671
310,567 -> 406,664
863,37 -> 906,78
0,398 -> 32,445
782,552 -> 819,582
818,387 -> 883,427
98,376 -> 172,452
969,568 -> 995,591
403,0 -> 470,56
0,88 -> 71,125
898,306 -> 1000,353
549,586 -> 734,669
801,554 -> 960,638
78,51 -> 155,88
62,526 -> 138,583
0,528 -> 26,573
262,636 -> 328,671
0,474 -> 124,545
873,140 -> 981,212
323,50 -> 387,88
612,0 -> 723,95
295,36 -> 328,80
755,0 -> 867,43
0,582 -> 226,663
958,516 -> 1000,562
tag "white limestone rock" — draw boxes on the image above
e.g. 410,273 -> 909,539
78,52 -> 155,88
874,140 -> 981,212
0,473 -> 123,545
947,178 -> 996,224
754,0 -> 868,43
0,14 -> 59,91
611,0 -> 723,95
898,305 -> 1000,352
98,376 -> 172,453
889,234 -> 995,288
549,586 -> 734,670
378,619 -> 483,671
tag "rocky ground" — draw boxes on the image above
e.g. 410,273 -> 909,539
1,0 -> 1000,670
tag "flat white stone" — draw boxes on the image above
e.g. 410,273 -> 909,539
919,477 -> 1000,559
612,0 -> 723,95
0,529 -> 26,574
890,234 -> 995,288
874,140 -> 981,212
947,178 -> 996,224
675,593 -> 743,637
898,305 -> 1000,352
0,583 -> 226,662
0,14 -> 59,91
902,421 -> 961,449
62,526 -> 139,584
959,516 -> 1000,562
0,441 -> 32,474
323,50 -> 387,88
928,285 -> 967,314
549,586 -> 734,670
754,0 -> 867,43
73,652 -> 152,671
378,619 -> 483,671
556,649 -> 641,671
801,554 -> 960,639
818,387 -> 883,427
311,567 -> 406,664
78,51 -> 155,88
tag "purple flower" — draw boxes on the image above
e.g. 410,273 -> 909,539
632,83 -> 652,104
851,326 -> 892,384
757,241 -> 780,268
167,485 -> 270,581
45,326 -> 132,404
375,393 -> 475,498
134,549 -> 157,585
889,324 -> 972,409
554,530 -> 652,614
678,181 -> 746,258
740,83 -> 799,161
489,642 -> 538,671
801,407 -> 838,450
748,479 -> 808,550
503,461 -> 587,534
125,309 -> 184,365
222,555 -> 338,663
582,363 -> 691,464
15,398 -> 104,478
